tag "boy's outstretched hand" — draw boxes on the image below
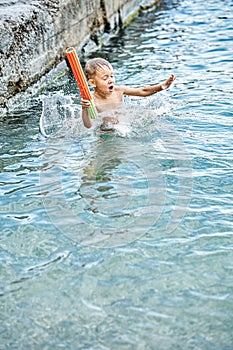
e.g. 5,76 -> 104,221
161,74 -> 176,90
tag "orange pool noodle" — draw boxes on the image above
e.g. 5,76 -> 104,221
66,47 -> 97,119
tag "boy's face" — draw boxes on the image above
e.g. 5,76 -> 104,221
90,65 -> 115,96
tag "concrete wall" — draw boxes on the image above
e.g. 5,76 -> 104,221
0,0 -> 160,111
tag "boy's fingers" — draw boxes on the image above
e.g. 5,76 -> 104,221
80,99 -> 91,107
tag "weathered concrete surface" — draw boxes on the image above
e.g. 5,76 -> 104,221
0,0 -> 160,112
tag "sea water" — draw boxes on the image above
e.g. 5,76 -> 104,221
0,0 -> 232,348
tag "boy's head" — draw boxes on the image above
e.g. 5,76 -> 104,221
85,58 -> 113,80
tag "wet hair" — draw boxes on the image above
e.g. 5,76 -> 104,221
85,57 -> 112,79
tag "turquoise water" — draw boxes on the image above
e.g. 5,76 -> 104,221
1,0 -> 233,348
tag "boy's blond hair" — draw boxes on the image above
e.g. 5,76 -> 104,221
85,58 -> 112,79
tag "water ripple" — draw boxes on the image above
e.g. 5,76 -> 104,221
1,0 -> 233,348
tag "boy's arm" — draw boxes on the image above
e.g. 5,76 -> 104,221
121,74 -> 175,97
80,99 -> 93,128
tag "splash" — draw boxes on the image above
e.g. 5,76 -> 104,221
39,92 -> 83,138
39,90 -> 173,140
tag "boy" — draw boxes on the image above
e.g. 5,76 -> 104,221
80,57 -> 175,130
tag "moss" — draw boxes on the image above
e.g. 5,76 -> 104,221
122,0 -> 162,26
123,9 -> 140,26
